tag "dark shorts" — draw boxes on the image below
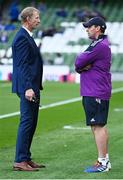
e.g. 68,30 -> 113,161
82,96 -> 109,126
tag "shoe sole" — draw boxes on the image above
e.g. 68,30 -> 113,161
84,166 -> 111,173
13,167 -> 39,171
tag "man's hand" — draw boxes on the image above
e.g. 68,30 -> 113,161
25,89 -> 35,101
82,64 -> 91,71
76,64 -> 91,74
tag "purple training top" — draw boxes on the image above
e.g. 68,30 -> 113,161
75,35 -> 112,100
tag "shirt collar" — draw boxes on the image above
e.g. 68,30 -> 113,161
91,34 -> 107,44
97,34 -> 107,40
22,26 -> 33,37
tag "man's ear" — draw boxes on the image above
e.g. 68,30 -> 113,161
27,16 -> 30,22
96,26 -> 101,32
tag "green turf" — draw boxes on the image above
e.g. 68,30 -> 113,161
0,81 -> 123,178
0,81 -> 80,115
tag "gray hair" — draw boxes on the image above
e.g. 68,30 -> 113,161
20,7 -> 40,22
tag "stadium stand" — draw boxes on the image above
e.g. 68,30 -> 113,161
0,0 -> 123,73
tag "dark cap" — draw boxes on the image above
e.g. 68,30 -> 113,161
83,17 -> 106,30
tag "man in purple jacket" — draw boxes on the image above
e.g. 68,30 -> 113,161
75,17 -> 112,173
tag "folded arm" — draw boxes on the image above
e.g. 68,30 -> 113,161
75,45 -> 102,74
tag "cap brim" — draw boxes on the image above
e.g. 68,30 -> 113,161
83,22 -> 90,28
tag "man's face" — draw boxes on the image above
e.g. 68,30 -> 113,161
28,11 -> 40,30
86,25 -> 99,40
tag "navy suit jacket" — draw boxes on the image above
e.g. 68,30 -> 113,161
12,27 -> 43,94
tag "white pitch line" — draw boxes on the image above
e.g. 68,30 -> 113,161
114,108 -> 123,112
63,125 -> 90,130
40,97 -> 81,110
0,87 -> 123,120
0,97 -> 81,120
0,111 -> 20,119
112,87 -> 123,93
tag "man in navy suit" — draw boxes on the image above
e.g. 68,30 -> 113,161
12,7 -> 45,171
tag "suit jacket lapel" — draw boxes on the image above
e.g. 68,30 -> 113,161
29,36 -> 38,49
20,28 -> 38,48
19,27 -> 39,54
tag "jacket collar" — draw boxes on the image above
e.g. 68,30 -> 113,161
22,26 -> 33,37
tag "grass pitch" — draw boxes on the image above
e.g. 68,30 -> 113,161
0,81 -> 123,179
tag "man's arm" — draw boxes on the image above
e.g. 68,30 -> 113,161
75,44 -> 102,72
75,64 -> 92,74
14,36 -> 36,100
15,36 -> 33,90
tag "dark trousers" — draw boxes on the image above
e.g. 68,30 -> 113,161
15,94 -> 40,162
